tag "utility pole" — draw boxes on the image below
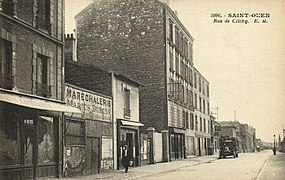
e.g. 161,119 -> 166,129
210,107 -> 219,121
234,110 -> 236,121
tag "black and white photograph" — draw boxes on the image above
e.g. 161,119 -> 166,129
0,0 -> 284,179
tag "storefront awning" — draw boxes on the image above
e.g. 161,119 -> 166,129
0,93 -> 81,113
121,120 -> 144,127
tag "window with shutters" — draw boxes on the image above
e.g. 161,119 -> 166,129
124,88 -> 131,117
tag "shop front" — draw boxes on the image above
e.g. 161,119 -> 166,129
0,92 -> 80,179
63,84 -> 113,177
117,119 -> 144,170
169,127 -> 186,160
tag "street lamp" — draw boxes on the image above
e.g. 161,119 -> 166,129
273,135 -> 276,155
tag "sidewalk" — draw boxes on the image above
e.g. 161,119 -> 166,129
63,155 -> 219,180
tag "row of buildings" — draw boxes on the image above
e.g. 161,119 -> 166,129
0,0 -> 216,179
214,121 -> 256,153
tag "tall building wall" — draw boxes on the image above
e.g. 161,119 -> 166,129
75,0 -> 169,131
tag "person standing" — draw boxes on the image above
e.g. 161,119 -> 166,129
122,145 -> 130,173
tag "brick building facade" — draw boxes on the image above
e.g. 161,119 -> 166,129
0,0 -> 80,179
74,0 -> 211,159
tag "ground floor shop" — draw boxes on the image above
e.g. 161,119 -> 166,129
0,91 -> 80,179
169,127 -> 186,160
117,119 -> 143,170
63,118 -> 113,177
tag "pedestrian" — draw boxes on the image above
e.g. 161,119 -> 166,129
122,145 -> 130,173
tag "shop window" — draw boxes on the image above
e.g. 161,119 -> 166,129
36,0 -> 51,33
0,112 -> 21,166
38,116 -> 55,164
23,119 -> 34,165
65,120 -> 85,146
0,0 -> 16,16
0,38 -> 14,90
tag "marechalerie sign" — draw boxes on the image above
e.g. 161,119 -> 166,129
65,85 -> 112,122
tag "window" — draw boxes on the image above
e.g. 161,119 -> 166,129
183,110 -> 187,128
199,77 -> 201,92
177,109 -> 180,127
179,32 -> 183,51
195,115 -> 198,130
169,48 -> 174,70
169,78 -> 175,97
184,38 -> 188,57
207,84 -> 209,97
168,19 -> 173,42
0,38 -> 13,89
0,111 -> 20,166
190,113 -> 194,130
186,111 -> 189,129
194,93 -> 197,109
188,45 -> 193,63
37,54 -> 51,98
200,117 -> 202,132
203,119 -> 206,132
36,0 -> 51,32
38,116 -> 55,164
199,97 -> 202,111
175,52 -> 179,73
65,120 -> 85,146
0,0 -> 15,16
208,102 -> 210,115
203,100 -> 205,113
194,73 -> 197,88
189,69 -> 193,85
175,27 -> 179,46
124,88 -> 131,117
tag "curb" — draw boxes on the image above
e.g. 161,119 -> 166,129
126,158 -> 218,180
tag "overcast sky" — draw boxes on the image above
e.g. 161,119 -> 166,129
65,0 -> 285,142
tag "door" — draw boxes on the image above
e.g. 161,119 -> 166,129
86,137 -> 100,175
126,133 -> 134,166
198,138 -> 201,156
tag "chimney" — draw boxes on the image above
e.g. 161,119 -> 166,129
64,33 -> 77,62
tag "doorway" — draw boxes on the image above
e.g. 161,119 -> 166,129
86,137 -> 100,175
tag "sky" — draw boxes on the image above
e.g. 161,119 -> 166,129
65,0 -> 285,142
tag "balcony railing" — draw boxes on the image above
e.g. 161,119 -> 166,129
1,1 -> 15,16
36,82 -> 52,98
36,16 -> 52,34
0,73 -> 14,90
124,108 -> 131,117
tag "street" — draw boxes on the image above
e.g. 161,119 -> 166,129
150,151 -> 271,180
64,150 -> 285,180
